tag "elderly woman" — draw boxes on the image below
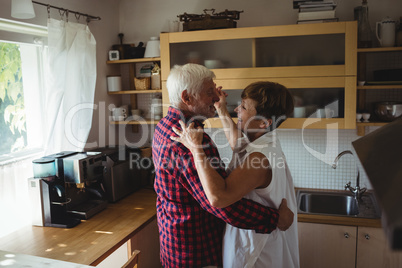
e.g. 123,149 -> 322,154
171,81 -> 299,268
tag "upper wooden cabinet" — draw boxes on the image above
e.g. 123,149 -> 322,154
160,21 -> 357,129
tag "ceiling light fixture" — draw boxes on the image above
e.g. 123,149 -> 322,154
11,0 -> 36,19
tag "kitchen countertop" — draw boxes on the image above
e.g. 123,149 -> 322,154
0,250 -> 92,268
296,188 -> 382,228
0,188 -> 157,266
0,187 -> 382,266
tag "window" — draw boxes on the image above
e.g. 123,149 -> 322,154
0,19 -> 47,238
0,19 -> 47,164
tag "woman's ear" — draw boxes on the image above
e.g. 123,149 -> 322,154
260,118 -> 272,129
181,90 -> 192,105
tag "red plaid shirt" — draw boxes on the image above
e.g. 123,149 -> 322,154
152,107 -> 279,268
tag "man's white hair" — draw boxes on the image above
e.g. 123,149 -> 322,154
166,64 -> 216,107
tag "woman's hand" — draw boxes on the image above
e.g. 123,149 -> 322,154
214,86 -> 228,113
170,120 -> 204,153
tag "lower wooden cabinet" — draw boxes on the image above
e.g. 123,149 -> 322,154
128,218 -> 161,268
96,218 -> 161,268
298,222 -> 356,268
299,222 -> 402,268
357,226 -> 402,268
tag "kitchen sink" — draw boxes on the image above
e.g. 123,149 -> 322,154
297,190 -> 381,218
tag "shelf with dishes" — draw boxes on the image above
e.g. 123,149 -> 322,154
356,46 -> 402,135
107,56 -> 162,128
106,57 -> 161,64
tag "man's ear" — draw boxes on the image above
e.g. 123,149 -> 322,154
181,90 -> 192,105
260,118 -> 272,129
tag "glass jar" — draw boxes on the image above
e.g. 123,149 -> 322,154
358,0 -> 372,48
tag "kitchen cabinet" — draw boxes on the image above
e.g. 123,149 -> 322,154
128,218 -> 161,268
357,226 -> 402,268
298,222 -> 357,268
356,47 -> 402,136
160,21 -> 357,129
106,57 -> 162,125
96,218 -> 160,268
299,222 -> 402,268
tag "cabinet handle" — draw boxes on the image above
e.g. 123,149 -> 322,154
344,232 -> 349,238
365,234 -> 370,240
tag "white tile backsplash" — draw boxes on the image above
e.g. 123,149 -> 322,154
208,127 -> 380,191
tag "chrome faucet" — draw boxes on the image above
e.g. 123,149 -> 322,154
332,150 -> 366,200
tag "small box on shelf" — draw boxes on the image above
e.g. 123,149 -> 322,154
134,77 -> 151,90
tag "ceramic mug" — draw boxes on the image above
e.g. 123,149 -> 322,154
376,17 -> 396,47
293,107 -> 306,118
317,108 -> 335,118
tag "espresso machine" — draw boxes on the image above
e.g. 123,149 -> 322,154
29,151 -> 108,228
87,146 -> 142,202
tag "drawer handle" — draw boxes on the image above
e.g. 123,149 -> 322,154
344,232 -> 349,238
365,234 -> 370,240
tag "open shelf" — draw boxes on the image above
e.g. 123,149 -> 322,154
108,89 -> 162,95
106,57 -> 161,64
357,85 -> 402,90
357,47 -> 402,53
109,120 -> 159,125
356,121 -> 388,136
356,121 -> 388,127
106,57 -> 162,130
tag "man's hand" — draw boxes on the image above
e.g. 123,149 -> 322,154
277,198 -> 294,231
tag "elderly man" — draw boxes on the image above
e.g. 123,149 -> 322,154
152,63 -> 293,268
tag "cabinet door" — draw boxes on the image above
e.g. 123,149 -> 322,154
207,76 -> 356,129
298,222 -> 356,268
160,22 -> 357,130
128,218 -> 162,268
357,227 -> 402,268
162,22 -> 356,79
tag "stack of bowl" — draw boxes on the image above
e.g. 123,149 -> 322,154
375,102 -> 402,122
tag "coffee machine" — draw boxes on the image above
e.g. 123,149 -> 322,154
29,151 -> 108,228
88,146 -> 142,202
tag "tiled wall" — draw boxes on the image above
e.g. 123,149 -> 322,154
206,127 -> 378,191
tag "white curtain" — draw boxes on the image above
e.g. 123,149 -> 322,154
45,18 -> 97,154
0,156 -> 38,237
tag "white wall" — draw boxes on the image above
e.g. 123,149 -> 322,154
119,0 -> 402,45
